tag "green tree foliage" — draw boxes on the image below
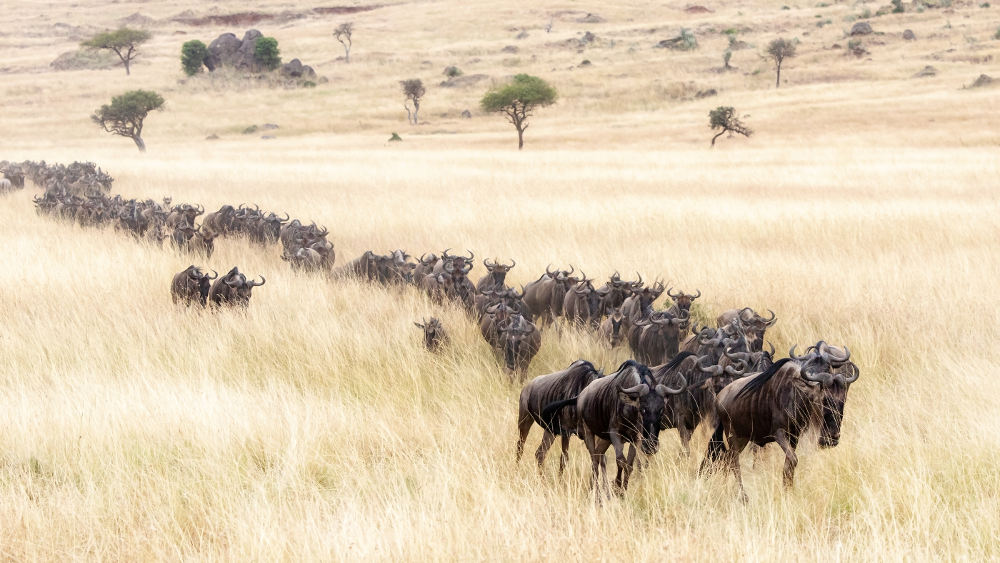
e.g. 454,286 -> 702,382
480,74 -> 557,150
708,106 -> 752,147
401,79 -> 426,125
765,38 -> 797,88
91,90 -> 165,152
254,37 -> 281,72
81,27 -> 151,76
181,40 -> 208,76
334,23 -> 353,62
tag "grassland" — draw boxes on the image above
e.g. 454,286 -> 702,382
1,0 -> 999,560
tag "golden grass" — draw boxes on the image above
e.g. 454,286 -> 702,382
2,0 -> 1000,559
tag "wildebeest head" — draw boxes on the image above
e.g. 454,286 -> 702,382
667,287 -> 701,314
501,316 -> 536,371
791,342 -> 858,448
483,258 -> 515,286
442,249 -> 475,276
616,361 -> 685,455
414,317 -> 446,350
734,307 -> 777,352
220,267 -> 265,305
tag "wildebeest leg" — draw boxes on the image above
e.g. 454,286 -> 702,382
725,435 -> 750,502
619,443 -> 638,491
594,438 -> 611,500
515,410 -> 533,464
609,431 -> 629,493
535,430 -> 556,470
751,443 -> 765,468
558,433 -> 571,475
774,429 -> 799,488
677,423 -> 694,457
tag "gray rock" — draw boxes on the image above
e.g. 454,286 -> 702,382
279,58 -> 316,79
577,13 -> 605,23
969,74 -> 994,88
850,22 -> 873,36
439,74 -> 489,88
903,29 -> 916,40
912,65 -> 937,77
205,32 -> 242,71
501,45 -> 519,53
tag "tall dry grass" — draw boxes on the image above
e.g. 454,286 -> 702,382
2,0 -> 1000,559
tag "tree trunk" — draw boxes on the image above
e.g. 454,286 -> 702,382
124,58 -> 131,76
775,63 -> 781,88
132,135 -> 146,152
516,126 -> 524,150
345,46 -> 350,63
710,131 -> 725,147
413,101 -> 420,125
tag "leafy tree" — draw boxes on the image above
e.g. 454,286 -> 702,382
765,38 -> 797,88
401,79 -> 426,125
480,74 -> 557,150
81,27 -> 151,76
181,40 -> 208,76
91,90 -> 164,152
254,37 -> 281,71
709,106 -> 752,147
334,23 -> 353,62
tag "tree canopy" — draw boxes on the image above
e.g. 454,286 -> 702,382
254,37 -> 281,72
765,38 -> 797,88
334,23 -> 353,62
91,90 -> 164,152
81,27 -> 151,75
708,106 -> 752,147
401,79 -> 426,125
181,40 -> 208,76
480,74 -> 557,149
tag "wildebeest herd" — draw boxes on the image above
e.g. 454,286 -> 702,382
13,160 -> 861,501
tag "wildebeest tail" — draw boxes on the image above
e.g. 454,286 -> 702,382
705,422 -> 727,461
540,397 -> 577,435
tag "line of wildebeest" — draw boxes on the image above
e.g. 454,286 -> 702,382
6,159 -> 861,501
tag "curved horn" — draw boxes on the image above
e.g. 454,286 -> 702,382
566,264 -> 575,276
763,308 -> 777,325
837,363 -> 860,385
619,383 -> 650,397
281,212 -> 290,222
545,263 -> 555,276
208,269 -> 219,280
656,374 -> 686,395
484,258 -> 494,268
465,249 -> 474,260
820,343 -> 851,364
692,289 -> 701,299
667,287 -> 680,298
635,272 -> 643,286
461,261 -> 473,274
251,275 -> 266,287
441,248 -> 452,258
765,341 -> 775,356
506,258 -> 515,269
724,359 -> 748,377
696,356 -> 723,376
789,345 -> 812,362
802,369 -> 835,386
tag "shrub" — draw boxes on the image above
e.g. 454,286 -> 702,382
254,37 -> 281,72
181,40 -> 208,76
443,65 -> 463,78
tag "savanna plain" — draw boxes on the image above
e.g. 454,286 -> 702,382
1,0 -> 999,559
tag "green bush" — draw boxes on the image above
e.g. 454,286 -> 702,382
181,40 -> 208,76
254,37 -> 281,72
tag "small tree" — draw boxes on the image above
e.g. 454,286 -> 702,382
81,27 -> 151,76
91,90 -> 164,152
723,49 -> 733,70
765,38 -> 797,88
401,79 -> 426,125
709,106 -> 752,147
254,37 -> 281,72
334,23 -> 353,62
480,74 -> 557,150
181,40 -> 208,76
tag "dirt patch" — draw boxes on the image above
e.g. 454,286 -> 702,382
119,12 -> 155,27
685,5 -> 713,13
968,74 -> 994,88
173,11 -> 304,27
314,5 -> 381,15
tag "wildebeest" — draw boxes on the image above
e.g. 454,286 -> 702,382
523,265 -> 578,324
0,178 -> 12,192
562,274 -> 608,327
477,258 -> 515,293
630,310 -> 689,366
716,307 -> 776,352
598,306 -> 626,348
414,317 -> 448,351
516,360 -> 602,473
666,288 -> 701,332
334,250 -> 379,280
170,265 -> 217,306
412,253 -> 438,286
497,315 -> 541,377
700,342 -> 858,499
208,267 -> 265,307
594,271 -> 635,312
542,360 -> 685,497
422,272 -> 456,304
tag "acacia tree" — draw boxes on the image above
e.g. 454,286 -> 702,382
401,79 -> 425,125
91,90 -> 164,152
480,74 -> 557,150
334,23 -> 353,62
181,40 -> 208,76
765,38 -> 797,88
81,27 -> 151,76
709,106 -> 752,147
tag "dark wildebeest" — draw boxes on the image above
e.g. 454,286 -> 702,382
515,360 -> 602,474
208,267 -> 266,307
476,258 -> 515,293
497,315 -> 541,378
562,274 -> 608,327
666,288 -> 701,333
523,265 -> 579,324
170,265 -> 217,306
595,271 -> 635,313
542,360 -> 685,498
422,272 -> 455,304
412,253 -> 438,286
334,250 -> 379,281
630,310 -> 689,366
598,306 -> 626,348
414,317 -> 448,351
716,307 -> 776,352
700,342 -> 858,499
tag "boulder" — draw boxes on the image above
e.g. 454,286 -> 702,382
577,13 -> 605,23
279,58 -> 316,79
850,22 -> 873,36
969,74 -> 994,88
903,29 -> 916,40
205,29 -> 262,71
912,65 -> 937,78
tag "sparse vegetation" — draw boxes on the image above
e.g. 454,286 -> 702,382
401,79 -> 426,125
709,105 -> 752,146
90,89 -> 164,152
81,27 -> 150,76
765,38 -> 797,87
334,22 -> 353,62
181,40 -> 208,76
443,65 -> 463,78
480,74 -> 557,149
253,37 -> 281,72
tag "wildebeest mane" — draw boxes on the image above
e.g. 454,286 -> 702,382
663,351 -> 696,372
734,357 -> 793,400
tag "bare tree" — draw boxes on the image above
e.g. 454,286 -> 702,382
708,106 -> 752,147
334,23 -> 353,63
765,38 -> 797,88
401,79 -> 426,125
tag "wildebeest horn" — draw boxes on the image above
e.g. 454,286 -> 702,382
506,258 -> 515,268
837,363 -> 860,385
545,264 -> 555,276
187,265 -> 200,278
763,309 -> 777,325
656,375 -> 686,395
465,249 -> 474,260
281,212 -> 290,222
250,275 -> 266,287
738,307 -> 755,320
619,383 -> 650,397
819,342 -> 850,364
789,345 -> 816,362
724,360 -> 748,377
765,341 -> 775,356
414,322 -> 425,329
441,248 -> 452,258
696,356 -> 723,376
611,271 -> 620,281
635,272 -> 643,285
692,289 -> 701,299
208,269 -> 218,279
724,347 -> 751,362
667,287 -> 679,298
461,261 -> 473,274
801,369 -> 835,386
195,204 -> 204,214
566,264 -> 574,276
484,258 -> 495,268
